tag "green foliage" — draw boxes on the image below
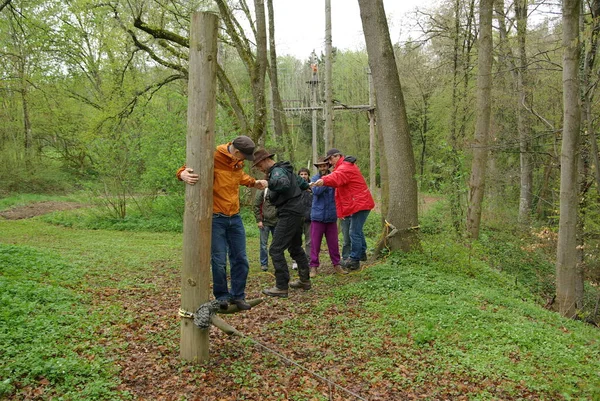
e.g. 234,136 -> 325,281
325,247 -> 599,399
0,244 -> 124,399
474,228 -> 556,300
0,154 -> 78,195
42,194 -> 184,232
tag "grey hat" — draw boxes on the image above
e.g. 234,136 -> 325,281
232,135 -> 256,161
324,148 -> 341,161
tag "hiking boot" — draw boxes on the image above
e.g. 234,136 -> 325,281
333,265 -> 349,275
218,299 -> 230,311
230,299 -> 252,311
309,266 -> 318,278
340,258 -> 360,270
289,279 -> 312,290
261,265 -> 268,271
262,286 -> 288,298
360,254 -> 368,262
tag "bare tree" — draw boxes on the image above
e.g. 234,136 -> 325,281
466,0 -> 493,239
556,0 -> 584,318
358,0 -> 420,252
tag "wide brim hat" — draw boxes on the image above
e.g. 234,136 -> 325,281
314,156 -> 329,167
252,148 -> 275,167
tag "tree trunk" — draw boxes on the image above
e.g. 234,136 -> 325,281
495,0 -> 534,225
358,0 -> 420,252
448,0 -> 468,234
556,0 -> 584,318
466,0 -> 493,240
18,57 -> 33,167
251,0 -> 268,143
266,0 -> 293,162
515,0 -> 533,225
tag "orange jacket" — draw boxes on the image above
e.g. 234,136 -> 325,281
177,143 -> 256,215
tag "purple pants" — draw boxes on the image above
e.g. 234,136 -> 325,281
310,221 -> 341,267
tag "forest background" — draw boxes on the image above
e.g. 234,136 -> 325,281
1,0 -> 600,399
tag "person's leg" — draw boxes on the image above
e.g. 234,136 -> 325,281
310,221 -> 325,267
340,218 -> 351,259
227,214 -> 250,301
303,221 -> 311,257
287,215 -> 310,283
361,234 -> 368,261
211,215 -> 230,301
259,226 -> 269,267
269,215 -> 296,290
349,210 -> 370,261
324,222 -> 341,266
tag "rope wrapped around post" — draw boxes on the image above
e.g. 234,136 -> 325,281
178,298 -> 264,335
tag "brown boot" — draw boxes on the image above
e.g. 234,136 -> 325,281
333,265 -> 349,275
262,286 -> 289,298
289,279 -> 312,290
309,266 -> 318,278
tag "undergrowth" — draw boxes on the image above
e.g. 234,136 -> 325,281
0,244 -> 127,399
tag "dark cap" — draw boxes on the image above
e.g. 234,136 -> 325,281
252,148 -> 275,167
324,148 -> 341,161
232,135 -> 256,161
314,156 -> 329,167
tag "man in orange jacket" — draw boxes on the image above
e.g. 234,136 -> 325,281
178,136 -> 267,310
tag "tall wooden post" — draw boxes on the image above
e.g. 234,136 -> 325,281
310,50 -> 319,170
324,0 -> 334,149
180,11 -> 219,362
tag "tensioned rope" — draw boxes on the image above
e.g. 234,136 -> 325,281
180,302 -> 368,401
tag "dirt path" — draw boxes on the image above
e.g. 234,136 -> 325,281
0,201 -> 87,220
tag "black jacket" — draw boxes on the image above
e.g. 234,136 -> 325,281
267,161 -> 309,216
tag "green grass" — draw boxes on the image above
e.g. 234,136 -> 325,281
0,244 -> 127,399
0,194 -> 599,400
334,249 -> 599,398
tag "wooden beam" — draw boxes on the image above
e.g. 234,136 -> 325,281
284,105 -> 374,112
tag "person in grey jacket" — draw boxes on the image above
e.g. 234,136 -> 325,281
253,183 -> 278,271
295,167 -> 312,269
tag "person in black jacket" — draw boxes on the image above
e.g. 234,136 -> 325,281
252,149 -> 311,298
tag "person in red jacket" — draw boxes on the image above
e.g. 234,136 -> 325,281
311,148 -> 375,270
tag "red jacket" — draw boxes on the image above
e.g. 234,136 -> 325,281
321,156 -> 375,218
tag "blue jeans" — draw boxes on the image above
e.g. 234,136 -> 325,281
341,216 -> 367,260
340,218 -> 351,259
348,210 -> 370,261
259,225 -> 276,266
211,213 -> 249,301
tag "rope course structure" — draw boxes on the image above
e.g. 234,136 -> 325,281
276,50 -> 376,169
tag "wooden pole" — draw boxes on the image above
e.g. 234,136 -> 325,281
180,11 -> 219,362
324,0 -> 334,149
311,50 -> 319,171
